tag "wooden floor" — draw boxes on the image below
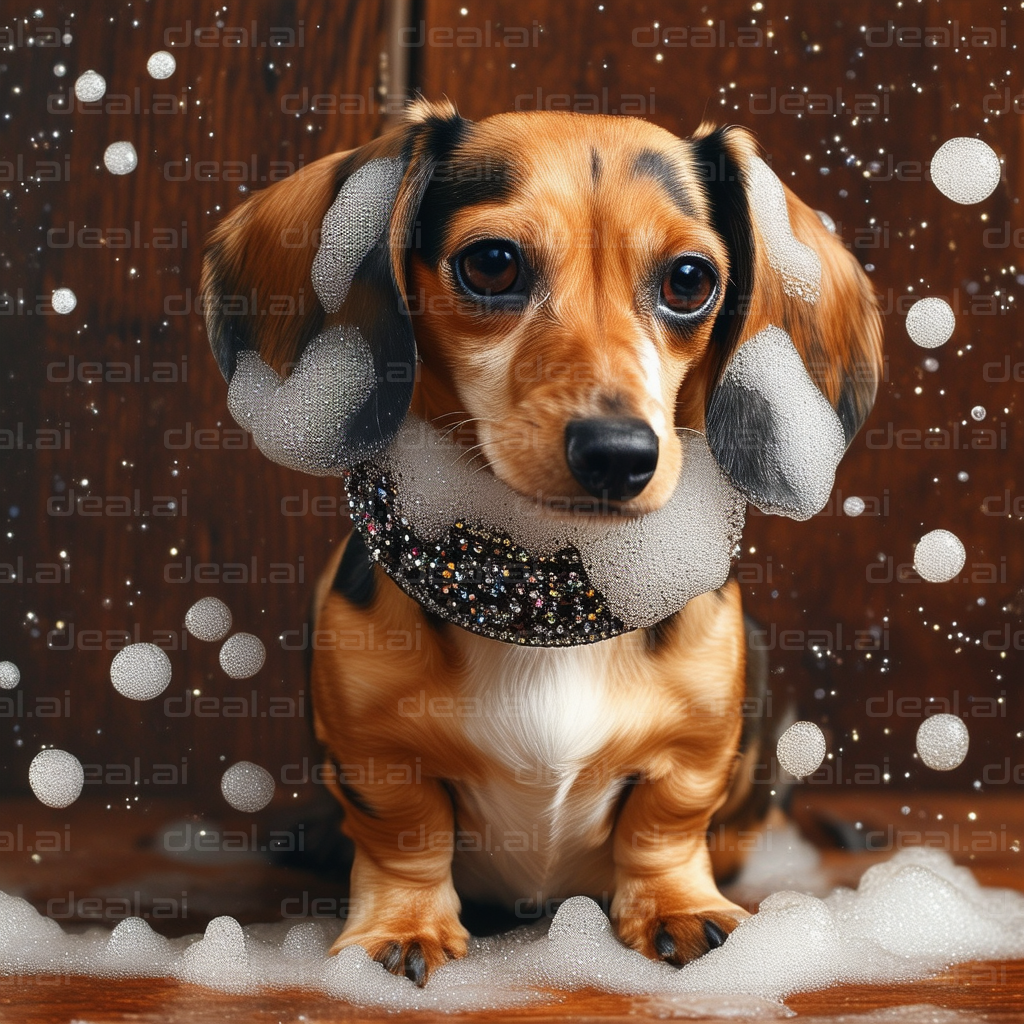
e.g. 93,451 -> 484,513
1,791 -> 1023,1021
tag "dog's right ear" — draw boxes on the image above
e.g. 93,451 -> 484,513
200,99 -> 470,465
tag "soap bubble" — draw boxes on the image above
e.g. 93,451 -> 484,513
219,633 -> 265,679
74,69 -> 106,102
970,405 -> 986,421
905,297 -> 955,349
51,287 -> 77,314
776,721 -> 827,778
185,597 -> 232,642
0,661 -> 20,689
842,496 -> 865,517
146,50 -> 176,79
221,761 -> 275,812
922,357 -> 939,372
110,643 -> 172,700
104,141 -> 138,175
29,749 -> 84,808
930,137 -> 1001,204
916,714 -> 969,771
914,529 -> 966,583
957,471 -> 969,482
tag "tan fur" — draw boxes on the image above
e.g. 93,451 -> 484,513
204,101 -> 882,984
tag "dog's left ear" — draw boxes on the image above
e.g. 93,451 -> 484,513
695,124 -> 884,519
200,99 -> 470,472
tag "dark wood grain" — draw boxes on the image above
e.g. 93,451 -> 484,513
5,968 -> 1024,1024
0,0 -> 390,801
1,0 -> 1022,802
415,0 -> 1024,790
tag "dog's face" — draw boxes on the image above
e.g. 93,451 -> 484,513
408,113 -> 733,515
203,101 -> 882,519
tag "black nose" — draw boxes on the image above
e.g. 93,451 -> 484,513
564,417 -> 659,502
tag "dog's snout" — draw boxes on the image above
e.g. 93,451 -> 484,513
564,417 -> 659,502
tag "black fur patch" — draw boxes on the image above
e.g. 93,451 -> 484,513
690,129 -> 756,389
836,375 -> 876,447
416,154 -> 517,266
421,112 -> 471,163
332,530 -> 376,606
631,149 -> 695,217
705,383 -> 801,511
203,239 -> 252,382
591,147 -> 602,184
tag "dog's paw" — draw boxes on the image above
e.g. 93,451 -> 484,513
331,924 -> 469,987
615,901 -> 747,966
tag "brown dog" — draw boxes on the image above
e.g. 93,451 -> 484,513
202,99 -> 882,985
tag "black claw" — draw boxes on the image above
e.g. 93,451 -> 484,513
703,920 -> 728,950
653,924 -> 677,959
377,941 -> 402,973
405,942 -> 427,987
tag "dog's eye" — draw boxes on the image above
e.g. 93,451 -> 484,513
661,257 -> 717,315
456,240 -> 522,296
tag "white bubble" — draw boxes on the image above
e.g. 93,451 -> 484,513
923,357 -> 939,372
0,661 -> 20,689
957,471 -> 969,482
103,141 -> 138,175
146,50 -> 176,79
776,721 -> 827,778
219,633 -> 265,679
53,62 -> 67,77
905,297 -> 955,349
842,496 -> 866,517
221,761 -> 275,812
970,405 -> 986,421
185,597 -> 232,642
74,69 -> 106,103
916,714 -> 969,771
29,749 -> 84,808
51,287 -> 77,314
110,642 -> 172,700
914,529 -> 966,583
930,137 -> 1001,205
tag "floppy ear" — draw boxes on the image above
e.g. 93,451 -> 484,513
200,99 -> 470,471
695,124 -> 883,519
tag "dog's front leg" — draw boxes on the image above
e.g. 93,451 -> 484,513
329,770 -> 468,985
611,759 -> 749,966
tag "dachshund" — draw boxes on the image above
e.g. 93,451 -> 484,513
202,99 -> 882,986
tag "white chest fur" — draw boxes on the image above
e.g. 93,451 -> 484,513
451,634 -> 624,905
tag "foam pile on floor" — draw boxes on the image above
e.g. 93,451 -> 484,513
2,846 -> 1023,1015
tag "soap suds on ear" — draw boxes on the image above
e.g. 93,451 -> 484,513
746,157 -> 822,303
3,847 -> 1022,1014
227,326 -> 376,474
706,325 -> 846,520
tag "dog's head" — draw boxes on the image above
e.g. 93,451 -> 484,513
203,99 -> 882,519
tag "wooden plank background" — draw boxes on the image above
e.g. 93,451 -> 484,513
1,0 -> 1021,811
